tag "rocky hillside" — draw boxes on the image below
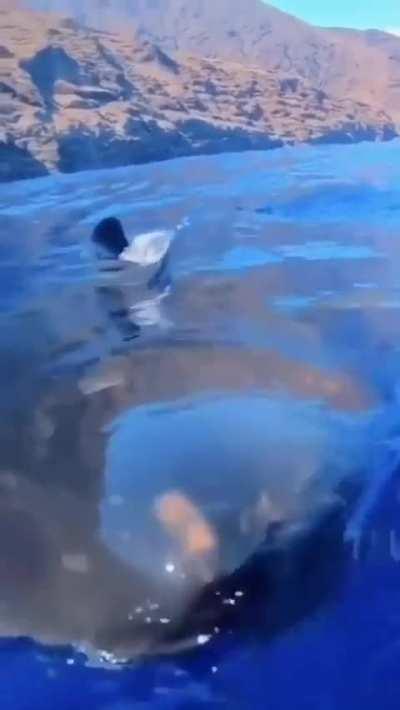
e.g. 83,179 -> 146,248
25,0 -> 400,124
0,6 -> 397,182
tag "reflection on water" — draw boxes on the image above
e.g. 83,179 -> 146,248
1,141 -> 400,677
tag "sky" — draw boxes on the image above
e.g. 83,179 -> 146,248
269,0 -> 400,33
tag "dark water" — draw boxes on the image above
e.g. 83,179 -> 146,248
1,141 -> 400,707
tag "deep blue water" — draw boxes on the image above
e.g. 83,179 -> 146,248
1,141 -> 400,707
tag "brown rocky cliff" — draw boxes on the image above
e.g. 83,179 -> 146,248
24,0 -> 400,124
0,7 -> 397,182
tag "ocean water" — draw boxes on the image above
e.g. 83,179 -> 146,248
1,141 -> 400,707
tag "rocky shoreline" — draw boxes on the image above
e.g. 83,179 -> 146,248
0,9 -> 397,182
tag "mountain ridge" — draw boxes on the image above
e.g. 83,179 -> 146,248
0,2 -> 398,181
22,0 -> 400,124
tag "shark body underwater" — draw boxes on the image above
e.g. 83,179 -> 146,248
0,215 -> 397,663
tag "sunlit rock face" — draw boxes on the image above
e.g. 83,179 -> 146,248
22,0 -> 400,127
0,7 -> 397,182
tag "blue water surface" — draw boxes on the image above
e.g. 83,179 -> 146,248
1,140 -> 400,708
